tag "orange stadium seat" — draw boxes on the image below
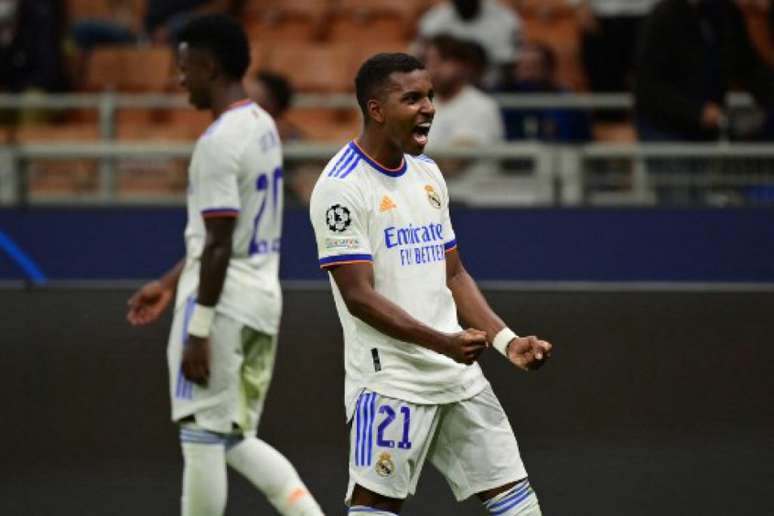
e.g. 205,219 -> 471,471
262,43 -> 353,92
242,0 -> 328,42
9,124 -> 100,142
27,159 -> 100,197
116,159 -> 189,197
593,121 -> 637,143
116,108 -> 212,142
328,0 -> 423,43
84,46 -> 174,92
66,0 -> 145,24
285,107 -> 361,142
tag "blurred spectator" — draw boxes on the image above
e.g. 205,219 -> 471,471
70,0 -> 138,51
71,0 -> 232,50
497,41 -> 591,142
635,0 -> 774,142
1,0 -> 66,93
636,0 -> 774,204
417,0 -> 521,87
246,71 -> 304,141
424,34 -> 504,201
571,0 -> 658,93
1,0 -> 67,126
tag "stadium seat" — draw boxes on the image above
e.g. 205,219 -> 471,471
262,43 -> 353,92
509,0 -> 574,17
242,0 -> 328,42
116,159 -> 189,197
27,159 -> 100,197
115,109 -> 213,141
592,121 -> 637,143
84,46 -> 174,92
66,0 -> 145,25
328,0 -> 423,43
284,107 -> 361,142
9,124 -> 100,142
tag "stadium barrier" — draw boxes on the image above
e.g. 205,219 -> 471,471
2,141 -> 774,207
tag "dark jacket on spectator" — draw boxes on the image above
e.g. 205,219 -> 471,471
635,0 -> 774,139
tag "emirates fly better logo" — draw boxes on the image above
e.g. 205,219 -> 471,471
326,204 -> 352,232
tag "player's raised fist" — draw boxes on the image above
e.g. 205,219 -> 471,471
507,335 -> 552,371
127,280 -> 174,326
443,328 -> 488,365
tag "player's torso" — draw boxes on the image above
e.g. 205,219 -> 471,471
361,161 -> 450,292
179,103 -> 284,333
186,104 -> 283,266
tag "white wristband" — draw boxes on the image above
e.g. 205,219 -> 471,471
492,327 -> 518,357
188,304 -> 215,338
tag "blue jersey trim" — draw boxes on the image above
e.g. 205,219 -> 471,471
348,141 -> 407,177
444,239 -> 458,251
319,254 -> 373,268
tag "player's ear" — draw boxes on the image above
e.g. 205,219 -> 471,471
366,99 -> 385,125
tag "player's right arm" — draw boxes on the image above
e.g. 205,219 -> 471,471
126,258 -> 184,326
329,263 -> 487,365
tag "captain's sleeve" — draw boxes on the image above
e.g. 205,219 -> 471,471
193,135 -> 241,219
309,179 -> 373,269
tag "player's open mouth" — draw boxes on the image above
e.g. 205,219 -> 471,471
412,122 -> 431,146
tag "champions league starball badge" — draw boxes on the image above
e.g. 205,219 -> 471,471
326,204 -> 352,232
375,452 -> 395,477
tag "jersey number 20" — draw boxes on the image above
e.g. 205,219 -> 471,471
249,166 -> 283,256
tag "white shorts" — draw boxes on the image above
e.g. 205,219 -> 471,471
167,295 -> 277,434
346,384 -> 528,503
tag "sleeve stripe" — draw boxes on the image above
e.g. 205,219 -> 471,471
443,239 -> 457,251
201,208 -> 240,218
319,254 -> 373,268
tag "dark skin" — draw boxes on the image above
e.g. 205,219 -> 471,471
126,42 -> 246,385
337,69 -> 552,513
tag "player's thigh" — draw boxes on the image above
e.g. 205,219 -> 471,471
346,390 -> 440,503
429,385 -> 527,501
238,327 -> 277,402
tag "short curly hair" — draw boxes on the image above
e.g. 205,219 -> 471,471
355,53 -> 425,119
177,14 -> 250,81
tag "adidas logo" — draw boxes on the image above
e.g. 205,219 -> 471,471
379,195 -> 397,212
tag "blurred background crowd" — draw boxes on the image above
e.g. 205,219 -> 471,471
0,0 -> 772,206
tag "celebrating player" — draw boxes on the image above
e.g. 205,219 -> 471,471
309,53 -> 553,516
126,14 -> 324,516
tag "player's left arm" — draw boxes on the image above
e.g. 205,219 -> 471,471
445,249 -> 552,370
182,215 -> 236,385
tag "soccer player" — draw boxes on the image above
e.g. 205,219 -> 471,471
309,53 -> 553,516
126,14 -> 324,516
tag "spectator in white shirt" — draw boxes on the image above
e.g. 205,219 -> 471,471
423,34 -> 505,200
417,0 -> 521,87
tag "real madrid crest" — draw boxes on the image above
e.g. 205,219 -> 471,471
375,452 -> 395,477
424,185 -> 441,209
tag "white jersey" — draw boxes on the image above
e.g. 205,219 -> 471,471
175,100 -> 283,335
309,141 -> 488,419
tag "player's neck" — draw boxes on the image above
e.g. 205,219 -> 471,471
356,131 -> 404,170
210,82 -> 248,119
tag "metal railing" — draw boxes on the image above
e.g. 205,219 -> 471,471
3,141 -> 774,207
